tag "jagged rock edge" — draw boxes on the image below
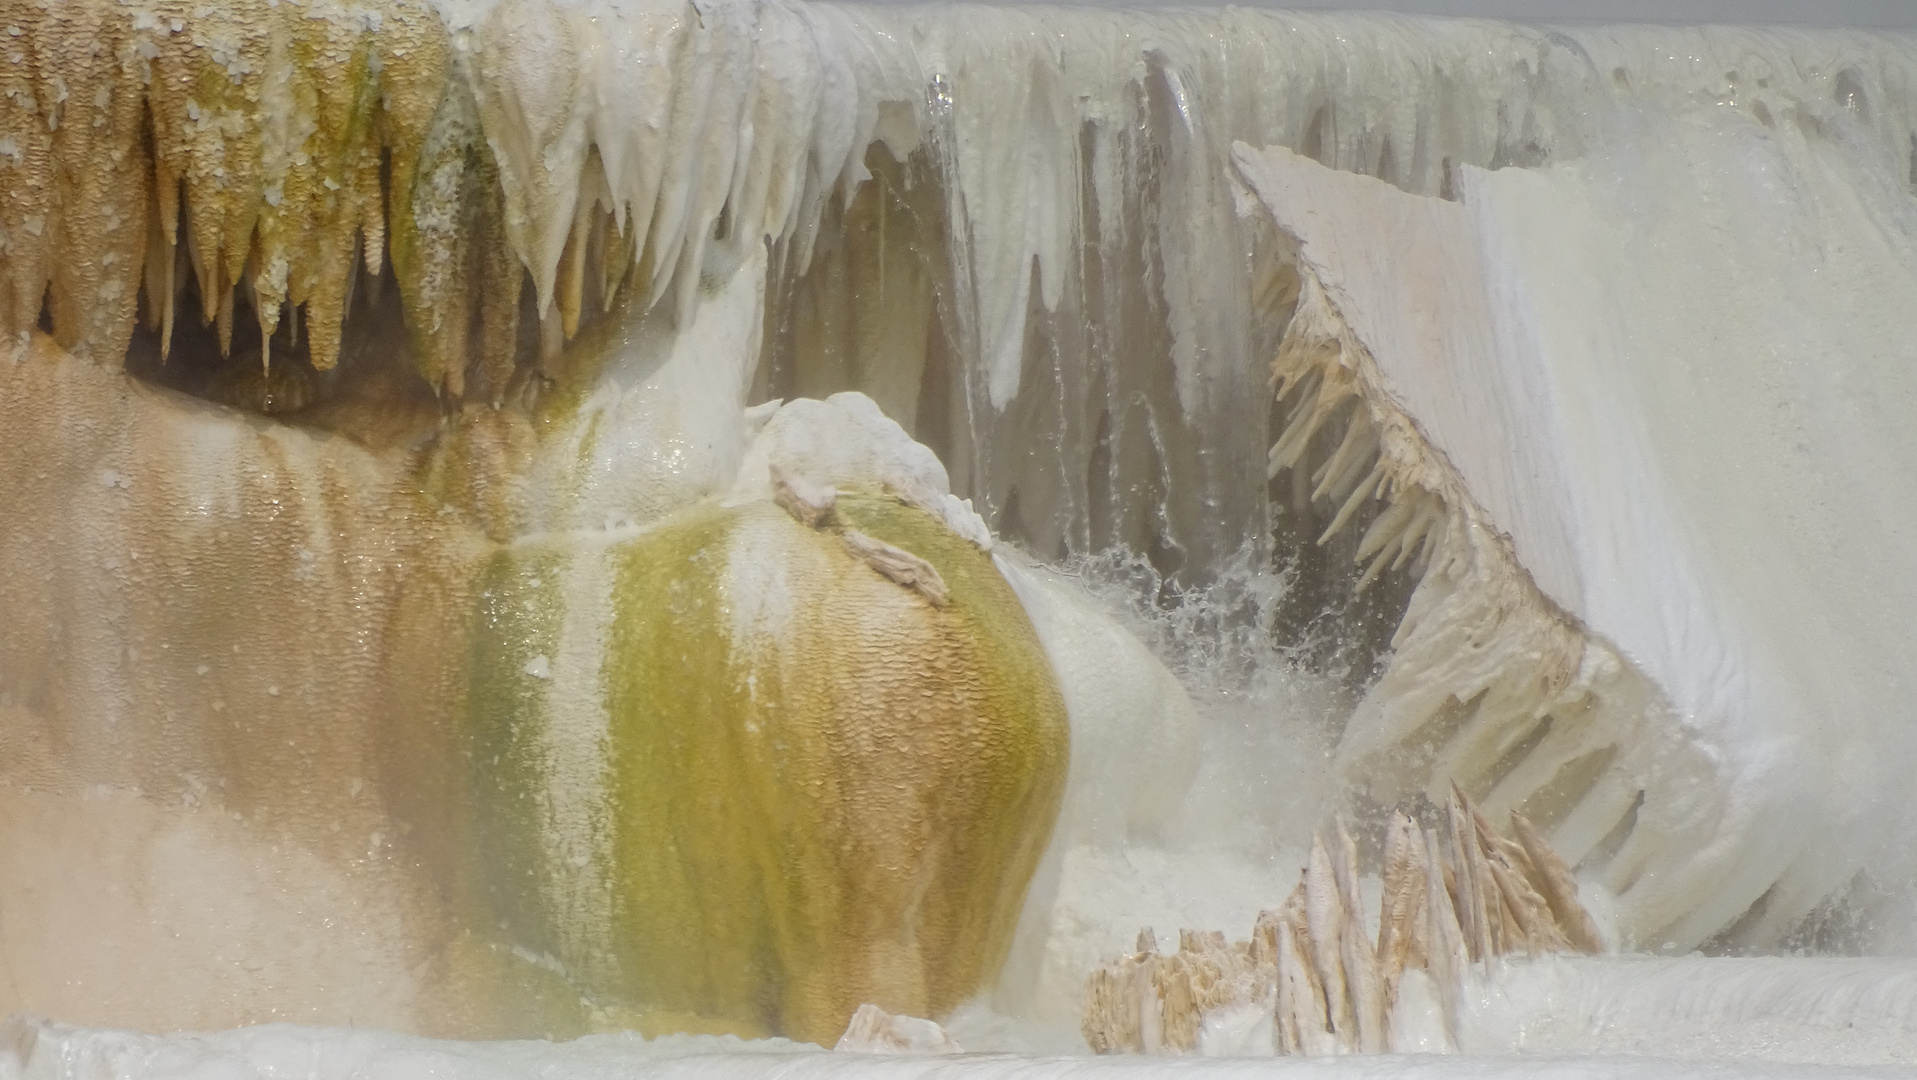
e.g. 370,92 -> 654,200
1263,246 -> 1675,886
0,0 -> 901,399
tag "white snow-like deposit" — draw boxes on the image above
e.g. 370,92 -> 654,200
14,0 -> 1917,1052
14,959 -> 1917,1080
1233,47 -> 1917,947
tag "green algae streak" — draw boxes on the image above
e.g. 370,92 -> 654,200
469,493 -> 1068,1044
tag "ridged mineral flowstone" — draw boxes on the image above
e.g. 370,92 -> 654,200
468,491 -> 1069,1043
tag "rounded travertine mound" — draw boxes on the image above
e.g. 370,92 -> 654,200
467,490 -> 1068,1044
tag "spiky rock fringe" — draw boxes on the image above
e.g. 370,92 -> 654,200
1082,791 -> 1603,1056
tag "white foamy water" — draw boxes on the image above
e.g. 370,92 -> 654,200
9,0 -> 1917,1065
12,957 -> 1917,1080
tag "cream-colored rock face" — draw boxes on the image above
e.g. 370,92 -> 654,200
1235,124 -> 1917,955
13,0 -> 1917,1045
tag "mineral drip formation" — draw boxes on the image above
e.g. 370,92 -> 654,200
1082,790 -> 1605,1056
1,0 -> 901,398
9,0 -> 1917,975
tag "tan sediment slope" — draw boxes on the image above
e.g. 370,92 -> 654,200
0,333 -> 501,1034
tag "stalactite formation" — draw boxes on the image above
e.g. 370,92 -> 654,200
1081,790 -> 1604,1056
1237,141 -> 1739,950
0,0 -> 900,400
1264,264 -> 1599,812
8,0 -> 1917,993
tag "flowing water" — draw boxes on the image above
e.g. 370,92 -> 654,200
4,0 -> 1917,1071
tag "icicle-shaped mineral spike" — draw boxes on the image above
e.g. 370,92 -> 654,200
1422,827 -> 1467,1050
147,0 -> 271,346
1464,798 -> 1567,955
140,193 -> 177,348
1272,912 -> 1302,1056
1278,884 -> 1334,1056
1512,811 -> 1606,954
1303,834 -> 1354,1050
375,0 -> 464,392
583,0 -> 684,289
1376,810 -> 1428,1007
260,1 -> 383,372
1445,792 -> 1489,961
394,73 -> 485,397
468,0 -> 587,329
246,6 -> 302,368
0,0 -> 53,352
1333,821 -> 1386,1052
475,179 -> 524,401
374,0 -> 448,273
556,151 -> 612,339
670,0 -> 756,330
36,0 -> 150,362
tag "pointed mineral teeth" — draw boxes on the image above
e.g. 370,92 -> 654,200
1468,800 -> 1571,954
1319,462 -> 1384,544
1355,492 -> 1417,565
1376,811 -> 1428,1001
142,200 -> 172,335
642,1 -> 729,315
1391,496 -> 1444,572
582,0 -> 686,277
731,0 -> 814,257
247,5 -> 311,360
37,0 -> 150,362
1512,811 -> 1607,954
600,211 -> 635,313
1272,917 -> 1302,1056
152,174 -> 184,357
470,0 -> 587,324
1422,827 -> 1467,1050
271,1 -> 384,372
215,283 -> 236,357
1320,414 -> 1382,507
1312,402 -> 1375,502
1303,834 -> 1355,1049
476,167 -> 524,402
1268,372 -> 1341,476
1280,883 -> 1324,1020
0,0 -> 52,351
374,0 -> 450,273
1332,822 -> 1386,1053
1487,850 -> 1570,955
1454,786 -> 1525,958
1275,913 -> 1330,1055
555,169 -> 602,339
1468,796 -> 1539,886
1152,955 -> 1200,1052
1462,796 -> 1508,958
1281,884 -> 1336,1056
147,0 -> 273,329
377,0 -> 457,386
1446,791 -> 1489,962
396,75 -> 483,396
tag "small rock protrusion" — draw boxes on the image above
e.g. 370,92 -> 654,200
835,1003 -> 963,1055
771,462 -> 837,528
841,530 -> 949,607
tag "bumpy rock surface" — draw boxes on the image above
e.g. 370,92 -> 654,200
470,489 -> 1068,1043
